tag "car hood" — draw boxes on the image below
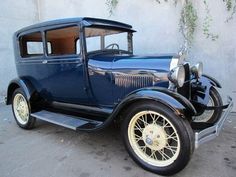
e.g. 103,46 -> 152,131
88,53 -> 178,100
112,54 -> 175,71
109,54 -> 177,88
88,53 -> 176,71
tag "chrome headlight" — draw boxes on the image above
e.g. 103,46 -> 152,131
170,54 -> 186,70
168,65 -> 185,87
191,62 -> 203,79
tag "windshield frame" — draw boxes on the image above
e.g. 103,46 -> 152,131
83,25 -> 134,55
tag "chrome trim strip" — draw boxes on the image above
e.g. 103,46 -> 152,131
195,96 -> 233,148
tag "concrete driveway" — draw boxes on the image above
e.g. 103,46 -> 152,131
0,103 -> 236,177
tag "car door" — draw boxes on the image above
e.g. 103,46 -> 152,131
88,56 -> 114,106
84,28 -> 114,107
17,25 -> 90,105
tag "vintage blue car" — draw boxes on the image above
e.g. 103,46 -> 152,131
6,17 -> 233,175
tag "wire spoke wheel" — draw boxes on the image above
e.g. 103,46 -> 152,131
128,110 -> 181,167
194,96 -> 214,122
194,87 -> 223,123
13,93 -> 29,125
123,102 -> 194,175
12,88 -> 36,129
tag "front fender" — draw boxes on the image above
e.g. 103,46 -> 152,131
201,74 -> 221,88
6,77 -> 36,105
112,87 -> 197,119
191,75 -> 221,114
193,75 -> 221,105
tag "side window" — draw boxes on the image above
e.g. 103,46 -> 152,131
26,42 -> 43,54
45,26 -> 80,56
76,39 -> 80,54
86,36 -> 100,52
20,31 -> 43,58
47,42 -> 52,54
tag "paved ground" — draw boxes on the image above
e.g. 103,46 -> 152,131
0,103 -> 236,177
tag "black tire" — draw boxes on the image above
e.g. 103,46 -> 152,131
12,88 -> 36,129
194,87 -> 223,123
121,101 -> 194,176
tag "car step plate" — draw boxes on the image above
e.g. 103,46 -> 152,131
31,110 -> 102,130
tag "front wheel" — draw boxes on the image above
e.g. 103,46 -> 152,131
122,101 -> 194,176
194,87 -> 223,123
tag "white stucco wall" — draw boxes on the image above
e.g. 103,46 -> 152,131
190,1 -> 236,107
0,0 -> 235,111
0,0 -> 39,102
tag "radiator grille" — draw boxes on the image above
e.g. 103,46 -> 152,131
114,74 -> 154,88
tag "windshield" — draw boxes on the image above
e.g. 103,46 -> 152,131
85,27 -> 132,54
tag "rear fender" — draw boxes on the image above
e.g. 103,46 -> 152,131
6,78 -> 36,105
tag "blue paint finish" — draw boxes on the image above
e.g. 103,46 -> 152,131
14,17 -> 134,36
88,56 -> 113,106
7,77 -> 36,104
192,75 -> 219,105
87,53 -> 172,107
16,56 -> 90,105
12,17 -> 175,109
8,17 -> 227,129
111,55 -> 171,104
201,74 -> 221,88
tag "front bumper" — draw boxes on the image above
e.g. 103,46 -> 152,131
194,96 -> 233,148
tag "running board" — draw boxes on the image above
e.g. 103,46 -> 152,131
31,110 -> 103,131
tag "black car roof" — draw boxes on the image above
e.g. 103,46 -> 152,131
15,17 -> 135,36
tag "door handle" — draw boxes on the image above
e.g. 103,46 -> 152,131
42,60 -> 48,64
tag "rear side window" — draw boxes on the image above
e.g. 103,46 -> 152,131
27,42 -> 43,54
45,26 -> 80,56
19,32 -> 43,58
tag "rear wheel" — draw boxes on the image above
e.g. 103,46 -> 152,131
194,87 -> 223,123
122,102 -> 194,176
12,88 -> 36,129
